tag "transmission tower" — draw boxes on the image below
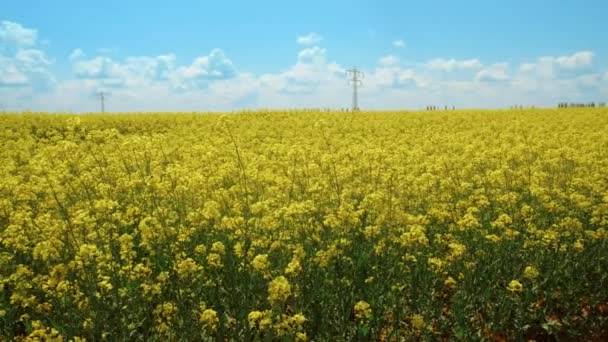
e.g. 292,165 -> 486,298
347,68 -> 364,111
97,91 -> 108,113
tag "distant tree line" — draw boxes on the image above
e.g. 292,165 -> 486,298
426,106 -> 455,111
510,105 -> 536,109
558,102 -> 601,108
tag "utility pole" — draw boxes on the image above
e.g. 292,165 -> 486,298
97,91 -> 107,113
347,68 -> 364,111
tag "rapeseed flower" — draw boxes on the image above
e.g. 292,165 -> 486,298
354,300 -> 372,321
507,280 -> 524,293
199,308 -> 219,332
268,276 -> 292,305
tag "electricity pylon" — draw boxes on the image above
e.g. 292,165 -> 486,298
97,91 -> 108,113
347,68 -> 364,111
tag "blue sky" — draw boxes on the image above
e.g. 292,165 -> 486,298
1,0 -> 607,111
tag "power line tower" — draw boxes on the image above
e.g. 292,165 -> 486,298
347,68 -> 364,111
97,91 -> 108,113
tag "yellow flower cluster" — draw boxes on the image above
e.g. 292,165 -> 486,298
524,266 -> 539,280
252,254 -> 271,277
411,314 -> 425,331
507,280 -> 524,293
354,300 -> 372,321
199,308 -> 219,332
248,310 -> 273,331
268,276 -> 291,305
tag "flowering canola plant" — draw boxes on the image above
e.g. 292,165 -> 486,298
1,108 -> 608,340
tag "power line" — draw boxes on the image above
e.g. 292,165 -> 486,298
347,68 -> 364,111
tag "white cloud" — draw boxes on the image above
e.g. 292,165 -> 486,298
173,49 -> 236,90
555,51 -> 593,69
0,21 -> 37,47
253,45 -> 348,104
476,63 -> 509,82
364,56 -> 429,90
0,60 -> 28,86
0,21 -> 53,90
125,54 -> 175,80
392,39 -> 406,48
16,49 -> 51,67
69,49 -> 234,92
297,46 -> 327,64
379,55 -> 400,67
176,49 -> 235,80
69,48 -> 84,61
366,68 -> 396,88
427,58 -> 482,72
73,56 -> 116,79
518,51 -> 595,81
518,63 -> 535,73
281,49 -> 339,89
297,33 -> 322,45
577,73 -> 602,88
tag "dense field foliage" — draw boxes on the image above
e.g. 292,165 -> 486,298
1,109 -> 608,341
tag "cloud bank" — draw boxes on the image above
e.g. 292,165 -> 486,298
1,21 -> 607,112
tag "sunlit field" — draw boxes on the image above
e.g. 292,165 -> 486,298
1,109 -> 607,341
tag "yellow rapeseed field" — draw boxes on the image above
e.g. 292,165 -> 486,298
1,109 -> 607,340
